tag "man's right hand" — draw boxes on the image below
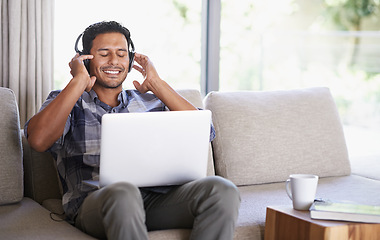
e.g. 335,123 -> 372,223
69,53 -> 97,92
27,54 -> 97,152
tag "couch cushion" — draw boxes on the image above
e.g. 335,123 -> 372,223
350,155 -> 380,180
22,132 -> 63,204
0,197 -> 95,239
0,87 -> 23,205
176,89 -> 204,109
204,87 -> 350,186
148,229 -> 191,240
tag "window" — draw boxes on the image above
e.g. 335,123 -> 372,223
54,0 -> 202,90
219,0 -> 380,159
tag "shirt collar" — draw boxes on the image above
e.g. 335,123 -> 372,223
88,89 -> 98,101
89,89 -> 129,107
118,89 -> 129,106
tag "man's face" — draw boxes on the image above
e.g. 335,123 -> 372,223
89,32 -> 130,89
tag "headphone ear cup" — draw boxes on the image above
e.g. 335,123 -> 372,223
128,52 -> 135,72
83,59 -> 90,74
75,32 -> 91,74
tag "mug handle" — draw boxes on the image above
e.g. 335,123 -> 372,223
285,179 -> 292,200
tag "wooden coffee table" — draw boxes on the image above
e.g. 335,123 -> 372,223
265,206 -> 380,240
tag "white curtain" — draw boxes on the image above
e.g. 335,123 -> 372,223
0,0 -> 54,126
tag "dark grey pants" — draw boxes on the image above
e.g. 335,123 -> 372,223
75,176 -> 241,240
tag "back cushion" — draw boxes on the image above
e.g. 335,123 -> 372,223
22,133 -> 63,204
176,89 -> 204,109
204,87 -> 350,186
0,87 -> 23,204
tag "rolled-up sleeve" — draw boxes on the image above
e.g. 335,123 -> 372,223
24,90 -> 71,152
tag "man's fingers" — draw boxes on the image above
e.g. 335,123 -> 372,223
133,80 -> 141,90
71,54 -> 93,65
76,54 -> 94,65
69,53 -> 93,78
133,80 -> 148,94
133,65 -> 147,79
133,64 -> 143,73
80,54 -> 94,61
133,53 -> 149,66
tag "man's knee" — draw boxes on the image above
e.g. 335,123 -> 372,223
190,177 -> 240,239
199,176 -> 241,210
101,182 -> 143,211
203,176 -> 239,194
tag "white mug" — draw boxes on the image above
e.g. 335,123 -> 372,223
285,174 -> 318,210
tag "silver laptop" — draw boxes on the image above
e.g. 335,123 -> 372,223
85,110 -> 211,188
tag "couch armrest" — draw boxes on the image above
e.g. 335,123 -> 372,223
0,87 -> 23,205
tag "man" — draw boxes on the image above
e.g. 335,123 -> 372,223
25,21 -> 240,240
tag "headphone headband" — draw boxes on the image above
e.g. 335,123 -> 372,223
74,33 -> 84,54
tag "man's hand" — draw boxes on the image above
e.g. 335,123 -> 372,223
132,53 -> 162,94
27,54 -> 98,152
131,53 -> 197,111
69,53 -> 97,92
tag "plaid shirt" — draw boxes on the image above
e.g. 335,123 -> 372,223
25,89 -> 215,223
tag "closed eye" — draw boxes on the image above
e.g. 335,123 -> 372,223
98,50 -> 109,57
117,50 -> 128,58
97,49 -> 128,58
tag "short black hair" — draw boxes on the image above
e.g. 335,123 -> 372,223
82,21 -> 132,54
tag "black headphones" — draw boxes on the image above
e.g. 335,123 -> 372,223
74,32 -> 135,73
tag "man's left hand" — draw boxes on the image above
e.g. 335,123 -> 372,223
132,53 -> 162,94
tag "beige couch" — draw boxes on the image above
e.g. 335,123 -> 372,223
1,86 -> 379,240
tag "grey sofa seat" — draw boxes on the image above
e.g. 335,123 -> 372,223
350,155 -> 380,180
0,198 -> 94,239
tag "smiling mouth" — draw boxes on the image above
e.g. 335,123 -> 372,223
103,70 -> 121,75
101,66 -> 125,75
